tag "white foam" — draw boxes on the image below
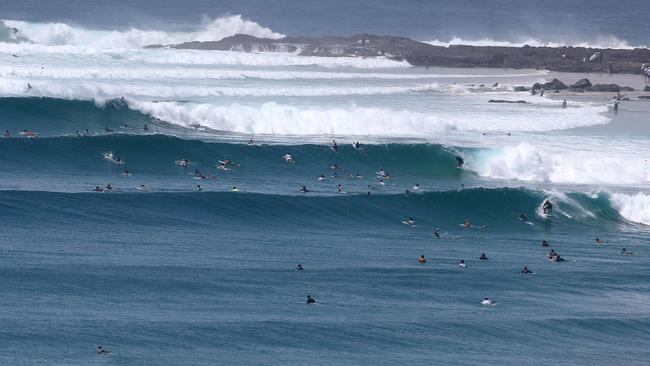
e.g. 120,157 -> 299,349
610,192 -> 650,225
0,77 -> 440,98
2,15 -> 283,49
424,35 -> 642,50
469,142 -> 650,185
128,100 -> 610,137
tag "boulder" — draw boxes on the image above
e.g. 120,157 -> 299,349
644,85 -> 650,92
513,86 -> 529,92
532,78 -> 568,91
488,99 -> 527,104
570,78 -> 592,89
639,96 -> 650,99
584,84 -> 633,92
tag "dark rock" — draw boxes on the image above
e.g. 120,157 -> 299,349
639,96 -> 650,99
645,86 -> 650,92
570,78 -> 592,89
488,99 -> 527,104
514,86 -> 529,92
584,84 -> 633,92
148,33 -> 650,75
533,79 -> 567,91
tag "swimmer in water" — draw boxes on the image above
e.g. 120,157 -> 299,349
405,217 -> 416,226
299,185 -> 310,193
458,259 -> 467,268
122,169 -> 131,176
337,184 -> 344,193
541,240 -> 549,247
418,255 -> 426,264
96,346 -> 110,355
595,238 -> 606,244
520,266 -> 533,274
306,295 -> 316,304
434,227 -> 441,238
296,264 -> 304,271
283,153 -> 294,163
519,213 -> 528,221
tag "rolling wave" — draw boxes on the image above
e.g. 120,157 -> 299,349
1,15 -> 283,48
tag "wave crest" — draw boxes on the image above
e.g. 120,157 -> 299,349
2,15 -> 284,49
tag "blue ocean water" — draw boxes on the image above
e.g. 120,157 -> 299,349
1,2 -> 650,365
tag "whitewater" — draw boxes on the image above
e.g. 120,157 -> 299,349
1,10 -> 650,366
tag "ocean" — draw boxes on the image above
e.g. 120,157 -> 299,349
1,1 -> 650,365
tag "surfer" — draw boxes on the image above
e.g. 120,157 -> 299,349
306,295 -> 316,304
3,130 -> 10,138
542,200 -> 553,215
479,253 -> 488,260
405,217 -> 416,226
519,213 -> 528,221
458,259 -> 467,268
540,89 -> 544,97
562,99 -> 567,109
481,297 -> 496,306
248,139 -> 254,145
418,255 -> 426,263
231,186 -> 239,192
104,127 -> 114,133
196,184 -> 202,191
520,266 -> 533,274
105,184 -> 113,191
299,185 -> 310,193
595,238 -> 606,244
541,240 -> 550,247
122,169 -> 130,176
143,124 -> 150,132
96,346 -> 110,355
614,101 -> 619,114
377,168 -> 386,177
93,186 -> 103,192
337,184 -> 344,193
331,139 -> 338,152
412,184 -> 420,191
283,153 -> 294,163
331,163 -> 339,171
621,248 -> 636,255
456,156 -> 464,168
378,178 -> 385,186
318,174 -> 326,181
353,141 -> 361,150
463,218 -> 471,228
296,264 -> 304,271
434,227 -> 441,238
